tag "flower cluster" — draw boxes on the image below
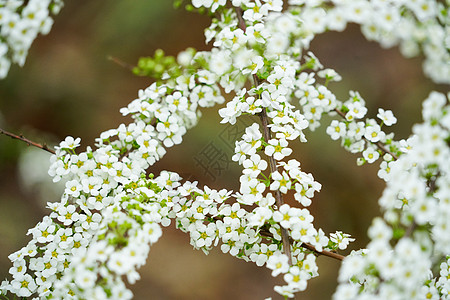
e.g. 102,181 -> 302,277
1,0 -> 449,299
324,91 -> 402,169
335,91 -> 450,299
0,0 -> 63,78
289,0 -> 450,84
1,37 -> 232,296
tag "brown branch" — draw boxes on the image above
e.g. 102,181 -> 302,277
334,107 -> 346,119
0,128 -> 55,154
300,242 -> 345,261
234,7 -> 348,265
234,7 -> 293,266
404,221 -> 417,238
427,171 -> 440,194
235,7 -> 246,31
258,223 -> 344,261
334,108 -> 398,160
259,109 -> 293,265
375,141 -> 398,160
211,215 -> 345,261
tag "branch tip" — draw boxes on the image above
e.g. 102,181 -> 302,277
0,128 -> 56,155
108,56 -> 135,71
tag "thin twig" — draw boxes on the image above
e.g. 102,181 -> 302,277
404,221 -> 417,238
300,242 -> 345,261
375,141 -> 398,160
0,128 -> 55,154
212,215 -> 345,261
334,108 -> 398,160
107,56 -> 135,71
259,227 -> 345,261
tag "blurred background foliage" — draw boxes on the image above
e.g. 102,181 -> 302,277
0,1 -> 446,299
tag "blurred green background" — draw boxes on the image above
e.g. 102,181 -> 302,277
0,1 -> 445,299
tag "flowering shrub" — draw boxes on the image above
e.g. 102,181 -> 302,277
0,0 -> 62,78
1,0 -> 449,299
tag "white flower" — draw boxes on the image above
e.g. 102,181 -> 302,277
246,23 -> 269,44
221,203 -> 246,226
362,146 -> 380,163
74,268 -> 97,290
284,266 -> 307,291
274,285 -> 295,298
242,154 -> 268,177
311,85 -> 336,109
302,7 -> 327,33
290,221 -> 315,243
367,218 -> 393,241
326,120 -> 346,140
241,96 -> 263,115
364,124 -> 385,143
58,136 -> 81,150
88,241 -> 113,263
244,55 -> 264,75
65,180 -> 82,197
209,49 -> 231,75
30,217 -> 56,243
267,66 -> 294,95
377,160 -> 392,181
273,204 -> 297,229
192,0 -> 226,12
221,238 -> 243,256
301,254 -> 318,277
108,251 -> 132,275
267,253 -> 290,277
249,244 -> 278,266
265,138 -> 292,160
270,171 -> 291,194
54,227 -> 73,249
333,283 -> 359,300
142,222 -> 162,244
422,91 -> 446,121
197,69 -> 216,85
10,273 -> 37,297
330,231 -> 355,250
248,207 -> 273,227
318,68 -> 342,82
56,204 -> 79,226
346,101 -> 367,120
377,108 -> 397,126
326,8 -> 348,31
347,121 -> 365,139
410,196 -> 437,225
219,96 -> 243,125
311,228 -> 329,252
190,223 -> 216,248
8,259 -> 26,277
266,34 -> 289,55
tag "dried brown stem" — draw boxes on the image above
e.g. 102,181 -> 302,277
0,128 -> 55,154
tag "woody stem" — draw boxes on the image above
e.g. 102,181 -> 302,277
259,108 -> 293,265
0,128 -> 55,155
235,7 -> 293,266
